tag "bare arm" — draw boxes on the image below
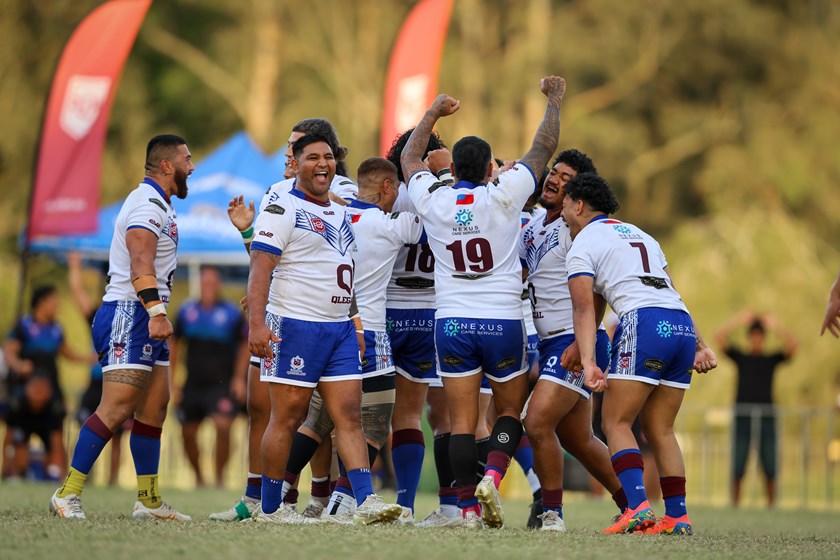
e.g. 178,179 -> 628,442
821,270 -> 840,338
568,275 -> 606,392
763,314 -> 798,358
67,252 -> 94,319
3,338 -> 32,377
247,250 -> 281,358
126,228 -> 172,340
518,76 -> 566,175
401,95 -> 460,182
714,309 -> 754,353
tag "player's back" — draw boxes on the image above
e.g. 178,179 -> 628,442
346,201 -> 423,331
567,216 -> 687,318
386,183 -> 436,308
408,164 -> 537,320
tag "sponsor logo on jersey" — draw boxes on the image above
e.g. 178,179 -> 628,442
454,209 -> 473,226
656,321 -> 673,338
456,193 -> 474,205
416,360 -> 434,371
264,204 -> 285,215
149,198 -> 167,211
613,224 -> 632,235
259,230 -> 274,238
323,210 -> 335,215
443,320 -> 504,337
443,319 -> 460,337
656,320 -> 694,338
149,218 -> 161,228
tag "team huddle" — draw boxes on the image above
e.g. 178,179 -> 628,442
49,75 -> 718,535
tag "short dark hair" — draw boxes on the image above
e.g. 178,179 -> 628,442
748,319 -> 765,335
452,136 -> 492,184
145,134 -> 187,172
553,149 -> 597,175
357,157 -> 398,186
562,172 -> 620,215
386,128 -> 446,183
292,119 -> 348,176
292,134 -> 333,160
31,285 -> 57,311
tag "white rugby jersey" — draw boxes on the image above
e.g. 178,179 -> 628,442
346,200 -> 424,330
260,174 -> 357,213
519,208 -> 545,337
408,163 -> 538,320
103,179 -> 178,304
251,188 -> 356,321
566,216 -> 688,318
519,213 -> 574,339
386,182 -> 436,309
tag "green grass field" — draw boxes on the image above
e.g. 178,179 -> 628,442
1,483 -> 839,560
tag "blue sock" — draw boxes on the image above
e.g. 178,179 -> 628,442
513,436 -> 535,473
129,421 -> 161,476
261,476 -> 283,514
346,468 -> 374,507
440,490 -> 458,507
611,449 -> 647,510
664,494 -> 687,518
245,473 -> 261,500
70,415 -> 112,474
392,429 -> 425,510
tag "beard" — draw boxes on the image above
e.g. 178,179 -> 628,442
173,168 -> 189,199
538,195 -> 557,210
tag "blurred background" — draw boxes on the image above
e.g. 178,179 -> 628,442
1,0 -> 839,509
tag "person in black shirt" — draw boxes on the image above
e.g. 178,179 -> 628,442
3,285 -> 91,479
170,266 -> 247,487
715,311 -> 798,507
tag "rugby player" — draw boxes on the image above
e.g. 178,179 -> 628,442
50,134 -> 194,521
400,76 -> 566,528
247,133 -> 401,525
562,172 -> 717,535
520,151 -> 628,532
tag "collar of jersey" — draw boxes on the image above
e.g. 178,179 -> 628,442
348,199 -> 379,210
289,185 -> 330,207
143,177 -> 170,203
452,180 -> 482,190
589,214 -> 610,224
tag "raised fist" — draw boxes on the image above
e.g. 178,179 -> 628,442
540,76 -> 566,100
430,94 -> 460,118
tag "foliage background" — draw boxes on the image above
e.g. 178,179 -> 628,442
1,0 -> 839,409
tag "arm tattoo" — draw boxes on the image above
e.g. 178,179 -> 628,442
519,97 -> 562,176
400,111 -> 436,181
250,249 -> 281,267
104,369 -> 150,389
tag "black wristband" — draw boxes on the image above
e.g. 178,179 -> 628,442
137,287 -> 161,307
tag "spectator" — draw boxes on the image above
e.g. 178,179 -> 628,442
3,285 -> 91,479
170,266 -> 247,487
715,311 -> 798,507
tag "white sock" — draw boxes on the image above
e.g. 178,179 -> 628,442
327,490 -> 355,515
440,504 -> 460,518
526,469 -> 541,495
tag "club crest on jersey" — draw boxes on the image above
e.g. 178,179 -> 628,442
162,218 -> 179,244
294,209 -> 355,255
290,356 -> 305,370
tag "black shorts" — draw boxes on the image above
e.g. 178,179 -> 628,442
177,385 -> 237,424
6,410 -> 63,452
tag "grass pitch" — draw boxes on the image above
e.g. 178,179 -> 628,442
1,483 -> 838,560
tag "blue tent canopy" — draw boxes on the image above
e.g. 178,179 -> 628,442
29,132 -> 285,266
